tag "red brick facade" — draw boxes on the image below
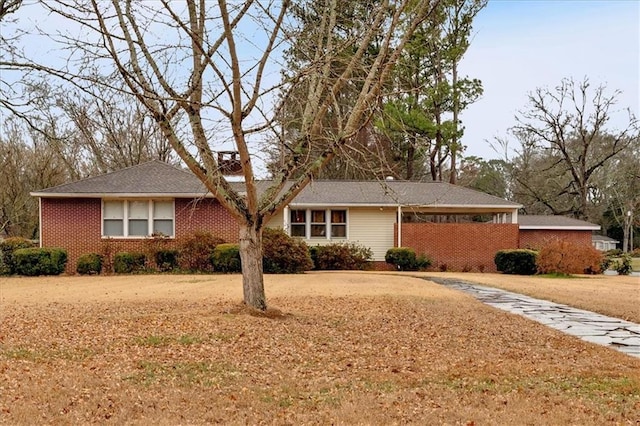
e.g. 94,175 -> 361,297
41,197 -> 595,274
41,198 -> 239,273
396,223 -> 520,272
519,229 -> 592,250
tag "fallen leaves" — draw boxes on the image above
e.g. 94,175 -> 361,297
0,275 -> 639,424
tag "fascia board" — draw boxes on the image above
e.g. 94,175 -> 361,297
519,225 -> 601,231
30,192 -> 214,198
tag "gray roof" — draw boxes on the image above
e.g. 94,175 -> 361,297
32,160 -> 208,196
32,160 -> 521,208
290,180 -> 520,207
592,235 -> 619,243
518,215 -> 600,230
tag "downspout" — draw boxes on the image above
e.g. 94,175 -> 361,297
397,205 -> 402,247
38,197 -> 43,247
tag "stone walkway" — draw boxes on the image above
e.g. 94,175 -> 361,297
427,277 -> 640,359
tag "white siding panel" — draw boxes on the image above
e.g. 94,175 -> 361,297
348,208 -> 396,261
266,210 -> 284,230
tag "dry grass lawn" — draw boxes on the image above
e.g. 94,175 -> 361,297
1,272 -> 639,425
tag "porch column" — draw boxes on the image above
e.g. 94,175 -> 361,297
283,205 -> 290,235
397,205 -> 402,247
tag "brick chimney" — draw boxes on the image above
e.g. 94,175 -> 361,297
217,151 -> 242,176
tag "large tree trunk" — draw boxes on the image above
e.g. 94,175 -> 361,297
238,222 -> 267,310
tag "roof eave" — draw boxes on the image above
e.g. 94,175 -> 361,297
31,192 -> 214,198
519,225 -> 601,231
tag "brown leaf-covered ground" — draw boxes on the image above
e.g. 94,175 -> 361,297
1,273 -> 639,425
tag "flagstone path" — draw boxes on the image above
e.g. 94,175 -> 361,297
427,276 -> 640,359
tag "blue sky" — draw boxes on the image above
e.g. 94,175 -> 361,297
459,0 -> 639,159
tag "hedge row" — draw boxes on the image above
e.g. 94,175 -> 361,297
77,229 -> 372,275
495,240 -> 605,276
1,238 -> 67,276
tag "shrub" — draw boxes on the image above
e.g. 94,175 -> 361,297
154,249 -> 179,272
536,239 -> 604,275
631,248 -> 640,258
178,231 -> 225,272
604,248 -> 622,257
0,237 -> 35,275
76,253 -> 103,275
494,249 -> 538,275
211,244 -> 242,273
385,247 -> 430,271
313,242 -> 373,270
615,254 -> 633,275
13,247 -> 67,276
114,252 -> 147,274
262,228 -> 312,273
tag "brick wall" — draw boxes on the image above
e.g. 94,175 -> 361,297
519,229 -> 592,250
396,223 -> 520,272
41,197 -> 239,273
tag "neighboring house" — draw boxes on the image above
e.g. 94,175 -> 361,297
591,235 -> 619,251
518,215 -> 600,249
31,160 -> 596,273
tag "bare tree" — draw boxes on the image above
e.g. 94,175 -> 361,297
7,0 -> 440,309
511,77 -> 639,220
0,119 -> 69,238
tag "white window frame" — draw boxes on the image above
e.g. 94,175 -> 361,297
288,208 -> 348,240
101,199 -> 175,238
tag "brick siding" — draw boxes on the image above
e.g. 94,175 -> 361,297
519,229 -> 592,250
396,223 -> 520,272
41,197 -> 239,273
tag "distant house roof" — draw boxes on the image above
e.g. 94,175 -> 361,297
518,215 -> 600,231
592,235 -> 619,243
31,160 -> 522,209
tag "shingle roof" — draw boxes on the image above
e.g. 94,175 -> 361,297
32,160 -> 521,208
592,235 -> 619,243
32,160 -> 208,196
289,180 -> 521,207
518,215 -> 600,230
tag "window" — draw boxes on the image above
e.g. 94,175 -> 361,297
102,200 -> 174,237
331,210 -> 347,238
128,201 -> 149,236
153,201 -> 174,236
310,210 -> 326,237
103,201 -> 124,237
290,210 -> 306,237
289,208 -> 347,239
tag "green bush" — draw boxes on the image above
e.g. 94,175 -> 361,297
313,242 -> 373,270
385,247 -> 431,271
114,252 -> 147,274
154,249 -> 179,272
211,244 -> 242,273
615,254 -> 633,275
178,231 -> 225,272
76,253 -> 103,275
0,237 -> 35,275
604,248 -> 623,257
13,247 -> 67,276
262,228 -> 312,273
494,249 -> 538,275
